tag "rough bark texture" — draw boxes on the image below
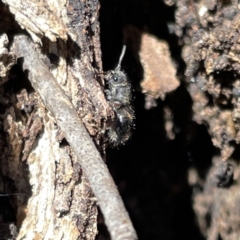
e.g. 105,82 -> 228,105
0,0 -> 136,239
162,0 -> 240,239
2,0 -> 240,239
12,35 -> 137,240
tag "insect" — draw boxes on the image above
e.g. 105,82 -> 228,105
105,45 -> 134,147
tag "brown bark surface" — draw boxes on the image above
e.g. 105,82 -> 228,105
0,0 -> 136,239
2,0 -> 240,239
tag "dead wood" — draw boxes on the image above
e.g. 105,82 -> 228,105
0,0 -> 137,239
12,35 -> 137,240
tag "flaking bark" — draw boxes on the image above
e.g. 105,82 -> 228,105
0,0 -> 137,239
12,35 -> 137,240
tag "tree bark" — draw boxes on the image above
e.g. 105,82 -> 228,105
0,0 -> 137,239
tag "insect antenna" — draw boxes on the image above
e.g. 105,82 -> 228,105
116,45 -> 126,70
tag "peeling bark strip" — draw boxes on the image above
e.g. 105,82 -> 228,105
12,35 -> 137,240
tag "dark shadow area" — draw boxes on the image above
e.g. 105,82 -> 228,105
0,61 -> 33,237
99,0 -> 215,239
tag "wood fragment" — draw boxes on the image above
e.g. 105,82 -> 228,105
140,33 -> 180,101
0,33 -> 16,86
2,0 -> 68,43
